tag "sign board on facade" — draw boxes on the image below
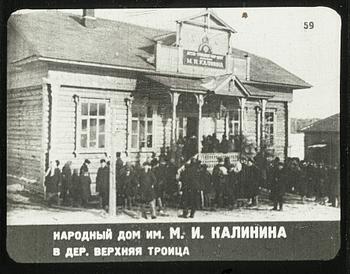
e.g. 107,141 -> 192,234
183,50 -> 226,69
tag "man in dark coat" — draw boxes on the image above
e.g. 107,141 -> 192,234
244,158 -> 260,206
220,134 -> 229,153
271,162 -> 286,211
212,157 -> 228,208
120,166 -> 139,210
139,162 -> 157,219
227,161 -> 242,209
153,158 -> 168,212
70,168 -> 81,207
96,159 -> 110,211
45,160 -> 61,207
200,164 -> 214,209
211,133 -> 220,153
80,159 -> 92,208
165,158 -> 178,205
61,161 -> 72,205
179,158 -> 200,218
115,152 -> 124,202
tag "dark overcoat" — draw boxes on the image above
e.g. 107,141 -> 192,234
139,170 -> 156,203
45,168 -> 61,194
96,166 -> 110,195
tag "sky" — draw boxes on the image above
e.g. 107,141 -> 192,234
17,7 -> 341,119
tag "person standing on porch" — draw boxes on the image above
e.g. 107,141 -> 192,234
139,162 -> 157,219
220,134 -> 229,153
211,133 -> 220,153
227,135 -> 235,152
96,159 -> 110,211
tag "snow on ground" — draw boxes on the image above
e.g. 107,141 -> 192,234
7,184 -> 340,225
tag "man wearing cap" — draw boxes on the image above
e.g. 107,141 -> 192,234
121,165 -> 139,210
179,158 -> 200,218
244,157 -> 260,206
139,161 -> 157,219
165,158 -> 178,205
96,159 -> 110,211
271,162 -> 286,211
200,164 -> 213,209
153,158 -> 167,213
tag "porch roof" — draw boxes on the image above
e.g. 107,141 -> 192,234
141,73 -> 275,99
142,74 -> 208,93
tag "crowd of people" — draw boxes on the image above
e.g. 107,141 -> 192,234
44,151 -> 340,219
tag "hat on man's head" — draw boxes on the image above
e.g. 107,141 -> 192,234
84,159 -> 91,164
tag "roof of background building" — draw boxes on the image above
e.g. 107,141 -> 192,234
8,11 -> 311,88
301,113 -> 340,133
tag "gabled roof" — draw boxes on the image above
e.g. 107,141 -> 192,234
176,9 -> 237,33
301,113 -> 340,133
8,10 -> 311,88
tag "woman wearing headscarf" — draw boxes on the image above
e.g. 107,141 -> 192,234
61,161 -> 73,205
45,160 -> 61,207
79,159 -> 92,208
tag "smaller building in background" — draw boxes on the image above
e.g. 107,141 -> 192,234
301,113 -> 340,166
289,118 -> 320,160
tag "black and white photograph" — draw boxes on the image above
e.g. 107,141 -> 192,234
6,7 -> 342,262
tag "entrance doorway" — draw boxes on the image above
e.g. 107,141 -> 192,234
186,117 -> 198,138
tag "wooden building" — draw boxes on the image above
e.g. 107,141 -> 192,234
7,9 -> 311,193
301,113 -> 340,165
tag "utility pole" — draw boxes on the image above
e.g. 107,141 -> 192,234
109,101 -> 117,216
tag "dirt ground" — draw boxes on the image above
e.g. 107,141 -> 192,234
7,184 -> 340,225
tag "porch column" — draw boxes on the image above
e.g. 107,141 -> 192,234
171,92 -> 180,150
239,97 -> 247,136
260,99 -> 267,149
195,94 -> 204,154
255,106 -> 261,148
125,96 -> 134,154
109,98 -> 118,216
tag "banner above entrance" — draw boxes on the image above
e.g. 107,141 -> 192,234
183,50 -> 226,69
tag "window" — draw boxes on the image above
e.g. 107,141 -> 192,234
176,117 -> 187,139
131,105 -> 154,149
228,109 -> 240,137
264,111 -> 275,146
80,100 -> 107,149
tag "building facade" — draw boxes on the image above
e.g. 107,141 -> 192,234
7,9 -> 311,193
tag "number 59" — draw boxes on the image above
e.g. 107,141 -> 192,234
304,21 -> 314,29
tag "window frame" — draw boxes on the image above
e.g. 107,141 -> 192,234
176,116 -> 187,140
227,108 -> 241,137
130,103 -> 156,152
264,109 -> 277,147
76,97 -> 110,153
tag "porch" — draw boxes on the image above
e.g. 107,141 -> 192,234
125,73 -> 271,165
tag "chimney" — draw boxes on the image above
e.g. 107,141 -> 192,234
244,53 -> 251,81
82,9 -> 96,28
